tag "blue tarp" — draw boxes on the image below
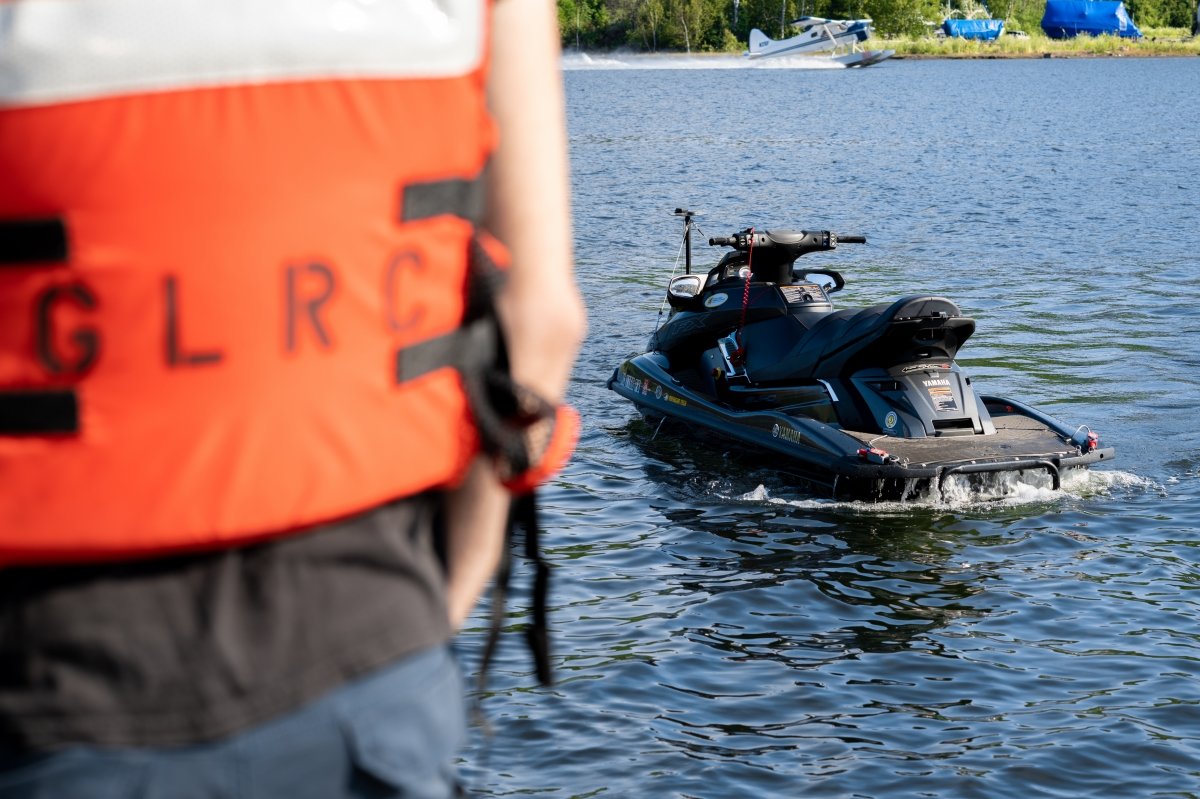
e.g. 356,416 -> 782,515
1041,0 -> 1142,38
943,18 -> 1005,39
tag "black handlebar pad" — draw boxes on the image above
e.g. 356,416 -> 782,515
706,228 -> 865,285
709,229 -> 866,252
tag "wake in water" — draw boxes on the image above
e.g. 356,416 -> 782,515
730,467 -> 1157,512
561,51 -> 845,71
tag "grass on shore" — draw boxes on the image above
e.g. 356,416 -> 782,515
875,27 -> 1200,57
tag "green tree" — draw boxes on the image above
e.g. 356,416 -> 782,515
631,0 -> 669,48
985,0 -> 1045,33
660,0 -> 727,49
558,0 -> 621,49
735,0 -> 801,39
866,0 -> 941,35
1126,0 -> 1196,26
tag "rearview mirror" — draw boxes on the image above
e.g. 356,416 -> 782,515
796,269 -> 845,293
800,272 -> 837,292
667,274 -> 703,308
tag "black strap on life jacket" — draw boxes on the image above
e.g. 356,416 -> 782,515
394,228 -> 556,690
519,495 -> 553,687
462,281 -> 556,689
0,390 -> 79,435
475,491 -> 553,691
0,217 -> 68,265
0,217 -> 80,435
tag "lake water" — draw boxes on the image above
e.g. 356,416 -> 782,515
457,55 -> 1200,798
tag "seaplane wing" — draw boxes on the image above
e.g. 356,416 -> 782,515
787,16 -> 830,32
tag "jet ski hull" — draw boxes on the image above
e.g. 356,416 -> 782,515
609,352 -> 1114,500
610,219 -> 1114,500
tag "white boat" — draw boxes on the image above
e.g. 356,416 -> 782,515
745,17 -> 894,67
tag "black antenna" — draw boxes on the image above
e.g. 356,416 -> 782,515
674,208 -> 695,274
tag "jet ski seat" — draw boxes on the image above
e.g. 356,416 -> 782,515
748,296 -> 975,382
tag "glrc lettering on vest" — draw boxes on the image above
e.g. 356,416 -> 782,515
384,249 -> 426,332
0,0 -> 506,556
164,276 -> 224,367
285,262 -> 336,352
35,283 -> 100,377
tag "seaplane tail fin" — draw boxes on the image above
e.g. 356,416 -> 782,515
747,28 -> 772,55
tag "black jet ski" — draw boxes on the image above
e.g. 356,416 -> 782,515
607,210 -> 1115,500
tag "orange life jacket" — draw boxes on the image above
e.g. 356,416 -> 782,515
0,0 -> 574,566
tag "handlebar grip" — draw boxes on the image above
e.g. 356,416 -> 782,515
709,236 -> 734,246
838,235 -> 867,244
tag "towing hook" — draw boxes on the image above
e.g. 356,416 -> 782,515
1070,425 -> 1100,452
857,446 -> 896,465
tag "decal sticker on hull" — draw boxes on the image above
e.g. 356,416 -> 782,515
617,370 -> 642,394
616,368 -> 685,407
922,378 -> 960,412
704,292 -> 729,308
771,423 -> 804,445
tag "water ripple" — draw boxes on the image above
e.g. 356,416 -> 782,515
459,57 -> 1200,798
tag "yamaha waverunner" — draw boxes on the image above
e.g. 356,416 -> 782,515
607,210 -> 1115,500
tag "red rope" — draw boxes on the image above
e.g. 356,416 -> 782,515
734,228 -> 754,363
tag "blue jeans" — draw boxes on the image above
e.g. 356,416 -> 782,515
0,646 -> 465,799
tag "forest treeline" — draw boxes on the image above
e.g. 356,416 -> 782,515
557,0 -> 1198,51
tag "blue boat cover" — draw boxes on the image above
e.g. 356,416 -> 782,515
1041,0 -> 1142,38
942,18 -> 1005,39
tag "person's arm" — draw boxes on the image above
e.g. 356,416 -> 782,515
443,0 -> 586,629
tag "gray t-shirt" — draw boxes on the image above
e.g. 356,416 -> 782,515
0,495 -> 450,750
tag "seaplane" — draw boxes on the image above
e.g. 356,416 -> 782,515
745,17 -> 895,67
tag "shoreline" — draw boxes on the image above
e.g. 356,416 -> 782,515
570,33 -> 1200,60
891,50 -> 1200,58
569,47 -> 1200,60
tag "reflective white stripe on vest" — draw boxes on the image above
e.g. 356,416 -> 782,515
0,0 -> 485,108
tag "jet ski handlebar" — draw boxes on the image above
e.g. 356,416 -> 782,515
706,229 -> 865,285
708,229 -> 866,254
